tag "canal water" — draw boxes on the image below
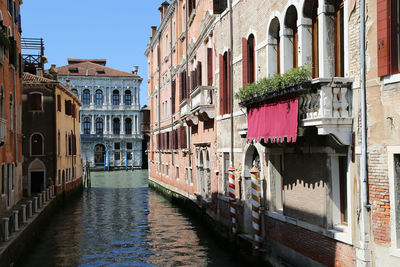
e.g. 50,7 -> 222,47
22,170 -> 244,266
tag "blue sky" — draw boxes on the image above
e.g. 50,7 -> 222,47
21,0 -> 164,107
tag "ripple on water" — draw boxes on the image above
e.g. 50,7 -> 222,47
21,170 -> 244,267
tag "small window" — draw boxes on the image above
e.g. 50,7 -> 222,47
124,90 -> 132,105
71,89 -> 78,96
95,117 -> 103,135
127,152 -> 132,160
83,89 -> 90,105
29,93 -> 42,111
114,143 -> 120,150
113,90 -> 120,105
95,89 -> 103,105
127,142 -> 132,150
68,68 -> 79,74
114,152 -> 120,161
83,117 -> 91,134
57,95 -> 61,112
31,133 -> 43,155
176,166 -> 179,180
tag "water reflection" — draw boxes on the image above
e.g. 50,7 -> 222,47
22,170 -> 242,267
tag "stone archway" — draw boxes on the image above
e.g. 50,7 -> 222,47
28,159 -> 46,196
94,144 -> 106,166
242,144 -> 261,235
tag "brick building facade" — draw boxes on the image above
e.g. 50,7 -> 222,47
0,0 -> 23,215
147,0 -> 400,266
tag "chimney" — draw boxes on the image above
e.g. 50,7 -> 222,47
162,1 -> 169,14
48,64 -> 58,80
36,68 -> 43,77
66,79 -> 70,89
159,6 -> 164,21
151,26 -> 157,36
132,66 -> 139,75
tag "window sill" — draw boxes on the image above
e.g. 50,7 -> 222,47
383,73 -> 400,85
266,211 -> 352,245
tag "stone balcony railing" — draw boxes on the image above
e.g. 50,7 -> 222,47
239,77 -> 353,145
0,118 -> 6,146
190,86 -> 215,121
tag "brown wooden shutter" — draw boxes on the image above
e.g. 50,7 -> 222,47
197,61 -> 202,86
171,80 -> 176,114
207,48 -> 213,86
242,38 -> 249,87
57,95 -> 61,112
227,50 -> 231,114
377,0 -> 390,76
179,72 -> 183,102
219,54 -> 224,114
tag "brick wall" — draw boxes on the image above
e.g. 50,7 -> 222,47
266,217 -> 356,266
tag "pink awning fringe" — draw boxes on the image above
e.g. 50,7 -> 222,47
247,94 -> 299,144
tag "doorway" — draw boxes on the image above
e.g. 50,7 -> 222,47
94,144 -> 106,166
31,171 -> 44,194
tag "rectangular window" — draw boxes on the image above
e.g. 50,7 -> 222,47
213,0 -> 227,14
127,142 -> 132,150
114,143 -> 120,150
219,51 -> 231,115
334,1 -> 345,77
388,149 -> 400,250
114,152 -> 120,161
127,152 -> 132,160
176,166 -> 179,180
29,93 -> 42,111
270,154 -> 284,212
57,95 -> 61,112
207,48 -> 213,86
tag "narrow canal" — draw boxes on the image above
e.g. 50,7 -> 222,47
22,170 -> 244,266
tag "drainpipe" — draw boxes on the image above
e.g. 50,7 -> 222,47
12,2 -> 18,182
170,5 -> 174,166
359,0 -> 371,265
158,32 -> 161,166
185,0 -> 192,170
229,0 -> 234,167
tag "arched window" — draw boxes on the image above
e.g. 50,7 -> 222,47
113,90 -> 120,105
124,90 -> 132,105
125,118 -> 132,135
83,117 -> 91,134
96,117 -> 103,135
31,133 -> 43,155
71,89 -> 78,96
284,5 -> 298,70
304,0 -> 319,78
268,17 -> 281,76
83,89 -> 90,105
58,169 -> 61,185
113,118 -> 120,135
95,89 -> 103,105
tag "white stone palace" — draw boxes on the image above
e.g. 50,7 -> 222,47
56,59 -> 143,168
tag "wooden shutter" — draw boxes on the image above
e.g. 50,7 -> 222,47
377,0 -> 390,76
227,50 -> 231,114
191,70 -> 196,92
171,80 -> 176,114
219,54 -> 224,114
36,94 -> 42,110
57,95 -> 61,112
207,48 -> 213,86
242,38 -> 249,87
179,72 -> 183,102
197,61 -> 202,86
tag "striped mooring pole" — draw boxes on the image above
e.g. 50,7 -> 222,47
250,166 -> 261,249
228,166 -> 237,234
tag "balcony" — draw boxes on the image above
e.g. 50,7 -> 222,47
180,98 -> 198,127
190,86 -> 215,121
239,77 -> 353,145
80,134 -> 104,143
0,118 -> 6,146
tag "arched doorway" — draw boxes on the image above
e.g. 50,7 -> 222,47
94,144 -> 106,166
242,144 -> 261,234
28,159 -> 46,195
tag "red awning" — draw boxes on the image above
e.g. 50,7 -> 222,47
247,94 -> 299,143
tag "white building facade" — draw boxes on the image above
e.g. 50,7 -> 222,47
57,59 -> 143,168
